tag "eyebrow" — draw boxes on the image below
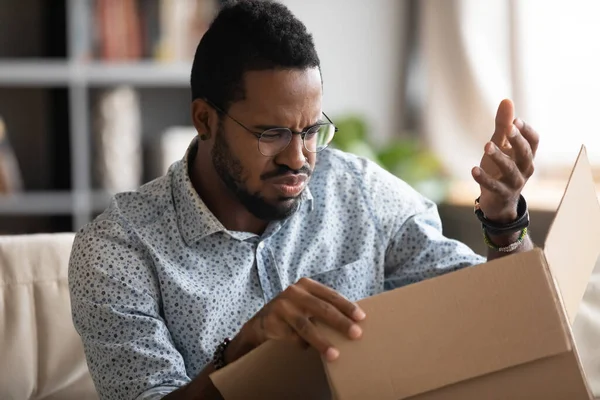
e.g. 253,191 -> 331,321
251,117 -> 327,132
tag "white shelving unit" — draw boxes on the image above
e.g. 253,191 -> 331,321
0,0 -> 197,233
0,61 -> 191,87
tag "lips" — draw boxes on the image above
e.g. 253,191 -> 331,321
270,174 -> 308,197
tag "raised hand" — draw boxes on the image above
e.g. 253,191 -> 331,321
472,99 -> 539,223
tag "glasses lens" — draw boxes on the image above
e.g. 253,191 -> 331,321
258,128 -> 292,156
304,124 -> 336,153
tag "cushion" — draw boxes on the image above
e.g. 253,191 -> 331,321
0,233 -> 98,400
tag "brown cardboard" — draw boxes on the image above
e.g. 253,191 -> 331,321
210,340 -> 330,400
211,146 -> 600,400
318,249 -> 587,400
544,146 -> 600,324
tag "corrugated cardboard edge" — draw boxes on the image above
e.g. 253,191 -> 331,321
543,145 -> 600,324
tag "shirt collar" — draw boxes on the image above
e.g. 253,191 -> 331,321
172,138 -> 226,246
172,137 -> 314,245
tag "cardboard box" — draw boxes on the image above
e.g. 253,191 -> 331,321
211,146 -> 600,400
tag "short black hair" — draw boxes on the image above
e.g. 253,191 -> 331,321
190,0 -> 321,111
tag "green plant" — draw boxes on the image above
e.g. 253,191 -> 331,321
330,114 -> 448,203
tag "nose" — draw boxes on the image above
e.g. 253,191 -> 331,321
274,134 -> 307,171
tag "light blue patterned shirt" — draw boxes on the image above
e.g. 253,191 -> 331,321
69,139 -> 484,400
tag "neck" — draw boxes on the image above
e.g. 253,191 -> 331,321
189,146 -> 268,235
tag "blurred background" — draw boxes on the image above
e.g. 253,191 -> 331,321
1,0 -> 599,253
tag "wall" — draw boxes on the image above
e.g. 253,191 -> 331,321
279,0 -> 407,144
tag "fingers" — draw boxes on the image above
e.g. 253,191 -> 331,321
253,278 -> 367,362
514,118 -> 540,157
472,164 -> 510,196
481,110 -> 538,188
506,124 -> 535,178
287,283 -> 362,340
298,277 -> 366,322
491,99 -> 515,147
480,142 -> 522,188
277,299 -> 339,361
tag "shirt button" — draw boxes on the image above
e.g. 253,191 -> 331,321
258,242 -> 265,250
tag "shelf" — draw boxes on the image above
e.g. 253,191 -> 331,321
0,4 -> 198,233
0,60 -> 71,86
80,62 -> 191,87
0,191 -> 113,216
0,60 -> 191,87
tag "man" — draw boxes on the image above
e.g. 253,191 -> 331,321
69,1 -> 539,399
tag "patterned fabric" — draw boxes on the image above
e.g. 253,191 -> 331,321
69,139 -> 485,400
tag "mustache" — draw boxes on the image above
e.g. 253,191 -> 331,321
261,164 -> 312,180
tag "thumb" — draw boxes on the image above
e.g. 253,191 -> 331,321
491,98 -> 515,147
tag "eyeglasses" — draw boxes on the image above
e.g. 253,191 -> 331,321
204,99 -> 338,157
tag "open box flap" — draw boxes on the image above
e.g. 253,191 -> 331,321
544,146 -> 600,324
319,250 -> 571,400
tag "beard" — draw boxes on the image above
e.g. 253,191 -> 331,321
211,125 -> 307,221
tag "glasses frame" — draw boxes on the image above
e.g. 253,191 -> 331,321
203,98 -> 338,157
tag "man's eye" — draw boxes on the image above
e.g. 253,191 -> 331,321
261,131 -> 284,142
304,126 -> 321,138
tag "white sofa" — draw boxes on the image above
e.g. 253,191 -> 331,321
0,233 -> 98,400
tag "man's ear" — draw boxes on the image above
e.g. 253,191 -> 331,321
191,99 -> 215,141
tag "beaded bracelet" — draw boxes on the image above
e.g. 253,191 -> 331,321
483,227 -> 528,253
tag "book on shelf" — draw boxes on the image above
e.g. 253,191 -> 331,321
82,0 -> 219,62
94,0 -> 143,60
0,117 -> 23,195
92,87 -> 142,193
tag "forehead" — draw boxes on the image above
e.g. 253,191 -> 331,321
238,68 -> 323,118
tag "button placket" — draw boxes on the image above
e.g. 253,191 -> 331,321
255,241 -> 283,301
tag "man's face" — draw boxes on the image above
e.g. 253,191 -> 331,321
212,68 -> 322,221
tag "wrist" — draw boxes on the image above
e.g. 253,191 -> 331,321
486,230 -> 521,247
477,197 -> 519,224
483,227 -> 528,253
474,195 -> 529,236
481,209 -> 518,224
224,327 -> 257,365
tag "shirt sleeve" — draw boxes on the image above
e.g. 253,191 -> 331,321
69,217 -> 190,400
383,197 -> 486,290
348,155 -> 485,290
